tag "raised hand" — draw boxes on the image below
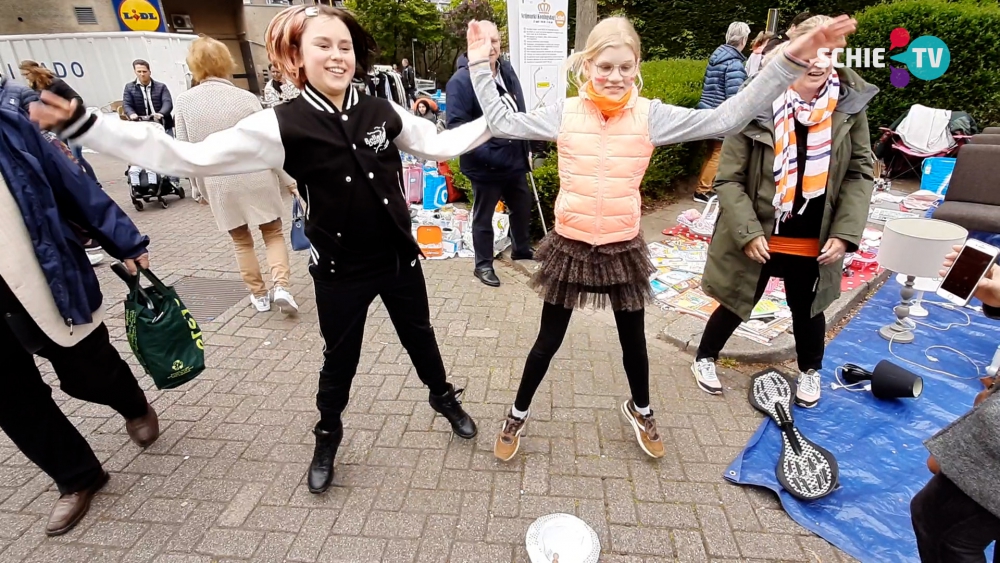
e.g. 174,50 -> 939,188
466,20 -> 492,63
785,15 -> 858,64
29,90 -> 78,132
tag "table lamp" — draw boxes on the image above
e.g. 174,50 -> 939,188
877,218 -> 967,343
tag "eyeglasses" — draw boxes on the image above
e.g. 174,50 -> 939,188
592,62 -> 638,78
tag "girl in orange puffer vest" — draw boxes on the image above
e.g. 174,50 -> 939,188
465,16 -> 856,461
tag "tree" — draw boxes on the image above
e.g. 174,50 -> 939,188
574,0 -> 598,51
346,0 -> 444,67
444,0 -> 494,71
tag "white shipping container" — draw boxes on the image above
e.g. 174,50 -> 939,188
0,32 -> 196,111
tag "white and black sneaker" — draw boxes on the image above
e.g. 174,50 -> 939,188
795,370 -> 822,408
691,358 -> 723,395
693,191 -> 714,204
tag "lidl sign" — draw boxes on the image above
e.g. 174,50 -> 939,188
113,0 -> 167,32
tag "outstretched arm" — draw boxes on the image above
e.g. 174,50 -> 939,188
34,92 -> 285,178
648,14 -> 858,145
468,60 -> 562,142
391,103 -> 491,162
465,21 -> 561,141
648,53 -> 802,146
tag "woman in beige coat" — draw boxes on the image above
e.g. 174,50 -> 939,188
175,36 -> 298,314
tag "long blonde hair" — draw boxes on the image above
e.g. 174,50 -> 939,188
565,17 -> 641,89
18,60 -> 55,90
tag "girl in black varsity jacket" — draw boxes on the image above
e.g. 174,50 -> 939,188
34,5 -> 490,495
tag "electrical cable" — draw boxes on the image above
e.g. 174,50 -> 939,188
886,300 -> 984,381
833,298 -> 985,390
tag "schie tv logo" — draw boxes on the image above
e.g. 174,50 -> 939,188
816,27 -> 950,88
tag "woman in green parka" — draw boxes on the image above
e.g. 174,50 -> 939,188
691,16 -> 877,407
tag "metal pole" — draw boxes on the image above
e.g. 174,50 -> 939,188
412,39 -> 417,75
526,152 -> 548,235
527,171 -> 548,234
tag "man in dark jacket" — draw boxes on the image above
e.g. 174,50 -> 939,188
446,21 -> 533,287
1,73 -> 39,113
4,86 -> 158,537
122,59 -> 174,134
694,22 -> 750,203
401,58 -> 416,104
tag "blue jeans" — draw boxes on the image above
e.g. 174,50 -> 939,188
71,146 -> 99,186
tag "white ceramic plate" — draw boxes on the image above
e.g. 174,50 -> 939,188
525,513 -> 601,563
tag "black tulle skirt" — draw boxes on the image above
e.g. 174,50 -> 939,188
528,232 -> 655,312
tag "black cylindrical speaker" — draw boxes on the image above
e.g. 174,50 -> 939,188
871,360 -> 924,399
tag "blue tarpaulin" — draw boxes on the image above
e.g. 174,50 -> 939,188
726,279 -> 998,562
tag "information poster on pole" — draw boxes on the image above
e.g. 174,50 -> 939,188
506,0 -> 569,111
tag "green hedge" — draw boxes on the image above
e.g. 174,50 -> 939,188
852,0 -> 1000,131
451,58 -> 707,239
609,0 -> 886,60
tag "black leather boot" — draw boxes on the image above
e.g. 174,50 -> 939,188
428,384 -> 478,439
308,423 -> 343,494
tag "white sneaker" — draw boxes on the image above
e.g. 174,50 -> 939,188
271,286 -> 298,315
691,358 -> 723,395
87,252 -> 104,266
250,293 -> 271,312
796,370 -> 822,408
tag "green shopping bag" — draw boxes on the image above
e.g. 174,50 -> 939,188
115,264 -> 205,389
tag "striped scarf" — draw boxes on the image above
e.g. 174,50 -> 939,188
771,70 -> 839,231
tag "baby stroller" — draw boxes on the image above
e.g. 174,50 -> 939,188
123,115 -> 185,210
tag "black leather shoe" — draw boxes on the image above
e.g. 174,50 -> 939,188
474,268 -> 501,287
511,250 -> 535,261
428,384 -> 478,439
307,424 -> 343,494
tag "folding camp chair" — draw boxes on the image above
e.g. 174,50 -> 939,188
876,126 -> 971,179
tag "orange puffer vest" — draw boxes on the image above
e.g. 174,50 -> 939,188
554,86 -> 654,246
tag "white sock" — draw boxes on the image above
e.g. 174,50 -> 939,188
510,405 -> 529,419
634,403 -> 651,416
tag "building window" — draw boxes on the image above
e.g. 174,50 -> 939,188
74,6 -> 98,25
265,0 -> 291,5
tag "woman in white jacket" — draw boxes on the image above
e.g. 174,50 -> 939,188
176,36 -> 300,314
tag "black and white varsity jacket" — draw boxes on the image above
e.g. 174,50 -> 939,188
63,83 -> 490,265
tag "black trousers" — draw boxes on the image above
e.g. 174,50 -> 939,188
514,302 -> 650,411
311,254 -> 450,430
697,253 -> 825,372
0,280 -> 148,495
912,473 -> 1000,563
471,175 -> 532,270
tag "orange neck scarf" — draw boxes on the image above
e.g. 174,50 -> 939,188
586,82 -> 632,119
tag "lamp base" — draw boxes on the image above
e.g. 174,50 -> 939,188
910,291 -> 929,317
880,275 -> 917,344
879,323 -> 915,344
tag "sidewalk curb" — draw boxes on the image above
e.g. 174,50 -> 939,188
501,247 -> 890,364
657,269 -> 890,364
498,249 -> 539,278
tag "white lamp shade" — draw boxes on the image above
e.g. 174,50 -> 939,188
878,218 -> 967,278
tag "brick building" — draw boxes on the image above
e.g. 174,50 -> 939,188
0,0 -> 343,94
